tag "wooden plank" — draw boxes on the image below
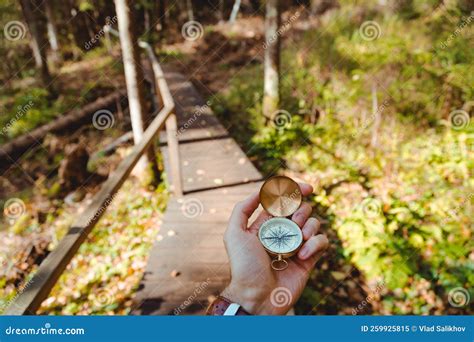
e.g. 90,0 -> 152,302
132,280 -> 226,315
162,138 -> 261,193
5,105 -> 174,315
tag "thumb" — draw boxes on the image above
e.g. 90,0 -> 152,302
228,191 -> 260,231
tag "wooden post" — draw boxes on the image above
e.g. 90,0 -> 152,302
166,114 -> 183,197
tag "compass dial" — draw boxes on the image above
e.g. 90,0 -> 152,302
258,217 -> 303,255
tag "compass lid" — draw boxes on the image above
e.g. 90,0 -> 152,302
259,176 -> 302,217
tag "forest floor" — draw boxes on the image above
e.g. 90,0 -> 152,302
1,3 -> 472,315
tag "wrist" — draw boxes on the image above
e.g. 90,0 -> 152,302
221,282 -> 270,315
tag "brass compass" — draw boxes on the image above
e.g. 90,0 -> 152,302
258,176 -> 303,271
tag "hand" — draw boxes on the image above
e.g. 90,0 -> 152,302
222,182 -> 328,315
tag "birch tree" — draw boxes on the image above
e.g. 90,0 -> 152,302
20,0 -> 56,97
186,0 -> 195,21
229,0 -> 241,23
44,0 -> 60,63
262,0 -> 280,119
114,0 -> 159,183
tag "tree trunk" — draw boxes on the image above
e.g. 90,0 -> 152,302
20,0 -> 56,97
186,0 -> 194,21
158,0 -> 167,35
229,0 -> 241,23
310,0 -> 337,15
43,0 -> 61,63
370,84 -> 381,149
114,0 -> 159,184
0,90 -> 126,172
218,0 -> 225,22
263,0 -> 280,119
68,0 -> 93,51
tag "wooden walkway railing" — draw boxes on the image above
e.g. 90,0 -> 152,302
5,28 -> 182,315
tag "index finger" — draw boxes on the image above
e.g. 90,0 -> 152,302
297,182 -> 313,197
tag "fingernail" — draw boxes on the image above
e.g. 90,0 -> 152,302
299,246 -> 309,259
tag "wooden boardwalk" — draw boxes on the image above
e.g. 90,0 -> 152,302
132,69 -> 263,315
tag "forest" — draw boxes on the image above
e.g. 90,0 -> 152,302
0,0 -> 473,315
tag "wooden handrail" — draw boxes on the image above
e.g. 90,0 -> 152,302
106,26 -> 183,196
5,27 -> 183,315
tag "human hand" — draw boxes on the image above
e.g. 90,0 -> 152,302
222,182 -> 329,315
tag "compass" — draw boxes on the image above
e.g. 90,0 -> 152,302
258,176 -> 303,271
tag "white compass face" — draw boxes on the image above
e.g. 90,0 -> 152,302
258,217 -> 303,255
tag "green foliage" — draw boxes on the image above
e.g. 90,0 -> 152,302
36,181 -> 169,315
215,0 -> 473,314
